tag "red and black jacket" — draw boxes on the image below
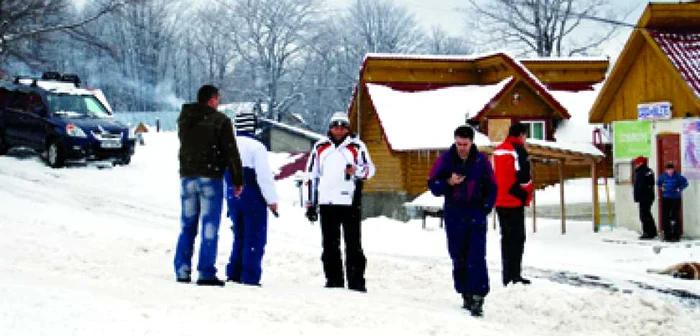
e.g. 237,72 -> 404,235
494,136 -> 533,208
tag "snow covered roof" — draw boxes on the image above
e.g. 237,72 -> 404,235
523,139 -> 604,157
551,83 -> 609,144
365,81 -> 507,151
259,117 -> 324,142
650,31 -> 700,99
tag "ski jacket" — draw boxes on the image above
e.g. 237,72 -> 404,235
633,164 -> 655,203
494,136 -> 533,208
177,102 -> 243,184
305,134 -> 375,206
428,143 -> 497,213
224,132 -> 278,208
657,171 -> 688,199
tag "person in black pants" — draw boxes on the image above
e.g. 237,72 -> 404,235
493,123 -> 534,287
657,163 -> 688,242
632,156 -> 657,239
304,112 -> 376,292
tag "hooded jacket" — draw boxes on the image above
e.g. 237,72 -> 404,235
494,136 -> 534,208
633,164 -> 655,203
177,102 -> 243,185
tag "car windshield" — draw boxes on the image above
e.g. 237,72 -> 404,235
47,94 -> 111,118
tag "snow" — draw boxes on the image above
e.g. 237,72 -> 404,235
552,84 -> 608,144
525,138 -> 604,157
0,132 -> 699,336
365,81 -> 507,150
260,117 -> 324,142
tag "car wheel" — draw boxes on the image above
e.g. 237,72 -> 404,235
46,139 -> 65,168
119,154 -> 132,165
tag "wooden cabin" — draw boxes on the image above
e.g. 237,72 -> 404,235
346,52 -> 609,219
588,2 -> 700,238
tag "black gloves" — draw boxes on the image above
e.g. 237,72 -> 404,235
305,206 -> 318,222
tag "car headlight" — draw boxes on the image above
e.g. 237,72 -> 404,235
127,128 -> 137,140
66,124 -> 87,138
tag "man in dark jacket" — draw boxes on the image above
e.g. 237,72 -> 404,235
174,84 -> 244,286
632,156 -> 657,239
657,163 -> 688,242
493,122 -> 534,287
428,125 -> 497,317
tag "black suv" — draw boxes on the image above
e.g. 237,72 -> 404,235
0,72 -> 135,167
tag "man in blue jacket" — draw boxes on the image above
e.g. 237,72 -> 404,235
428,125 -> 497,317
224,109 -> 278,286
657,163 -> 688,242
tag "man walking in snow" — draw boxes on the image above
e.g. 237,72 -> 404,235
657,163 -> 688,242
428,125 -> 497,317
304,112 -> 376,292
494,122 -> 533,287
174,84 -> 244,287
632,156 -> 657,239
224,108 -> 278,286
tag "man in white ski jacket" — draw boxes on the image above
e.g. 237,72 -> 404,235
305,112 -> 376,292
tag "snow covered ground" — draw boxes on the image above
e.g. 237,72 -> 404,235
0,132 -> 698,336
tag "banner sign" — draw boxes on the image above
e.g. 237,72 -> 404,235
682,119 -> 700,180
638,101 -> 672,120
613,120 -> 652,160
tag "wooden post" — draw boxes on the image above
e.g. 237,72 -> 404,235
559,159 -> 566,234
531,159 -> 537,233
591,159 -> 601,232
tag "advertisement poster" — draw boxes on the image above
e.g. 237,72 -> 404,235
682,119 -> 700,180
613,120 -> 652,160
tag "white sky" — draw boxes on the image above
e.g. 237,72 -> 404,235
0,132 -> 699,335
327,0 -> 686,57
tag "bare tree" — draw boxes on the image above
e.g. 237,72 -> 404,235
220,0 -> 321,121
0,0 -> 136,68
464,0 -> 626,57
424,26 -> 474,55
340,0 -> 426,55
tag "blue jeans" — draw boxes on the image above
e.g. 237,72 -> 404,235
174,177 -> 224,280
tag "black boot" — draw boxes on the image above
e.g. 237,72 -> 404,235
512,276 -> 531,285
196,277 -> 225,287
470,295 -> 484,317
461,293 -> 473,309
324,280 -> 344,288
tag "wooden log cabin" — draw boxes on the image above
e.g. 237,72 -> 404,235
346,52 -> 609,219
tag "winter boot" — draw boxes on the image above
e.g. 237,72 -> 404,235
513,276 -> 531,285
461,293 -> 473,310
469,295 -> 484,317
196,277 -> 225,287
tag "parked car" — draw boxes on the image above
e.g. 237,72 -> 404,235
0,72 -> 135,167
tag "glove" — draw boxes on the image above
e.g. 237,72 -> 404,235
305,206 -> 318,222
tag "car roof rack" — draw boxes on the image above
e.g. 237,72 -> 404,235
12,72 -> 82,88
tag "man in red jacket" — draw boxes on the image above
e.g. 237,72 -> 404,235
493,122 -> 534,286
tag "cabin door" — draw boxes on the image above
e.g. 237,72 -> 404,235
656,133 -> 682,235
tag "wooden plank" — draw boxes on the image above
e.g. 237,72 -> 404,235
559,159 -> 566,234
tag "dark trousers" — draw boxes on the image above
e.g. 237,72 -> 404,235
319,205 -> 367,288
443,207 -> 489,297
638,201 -> 657,237
661,198 -> 681,240
496,207 -> 526,285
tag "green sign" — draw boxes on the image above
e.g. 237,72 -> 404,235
613,121 -> 652,159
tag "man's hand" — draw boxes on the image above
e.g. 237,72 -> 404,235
448,173 -> 465,186
305,206 -> 318,222
345,165 -> 357,176
269,203 -> 279,217
234,185 -> 244,197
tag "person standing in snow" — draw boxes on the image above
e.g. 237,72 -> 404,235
304,112 -> 376,292
632,156 -> 657,239
493,122 -> 533,287
428,125 -> 497,317
224,109 -> 278,286
657,163 -> 688,242
174,84 -> 244,287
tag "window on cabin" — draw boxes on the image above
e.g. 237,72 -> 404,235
522,121 -> 545,140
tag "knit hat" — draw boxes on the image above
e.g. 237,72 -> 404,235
329,112 -> 350,129
633,156 -> 647,166
235,109 -> 257,133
